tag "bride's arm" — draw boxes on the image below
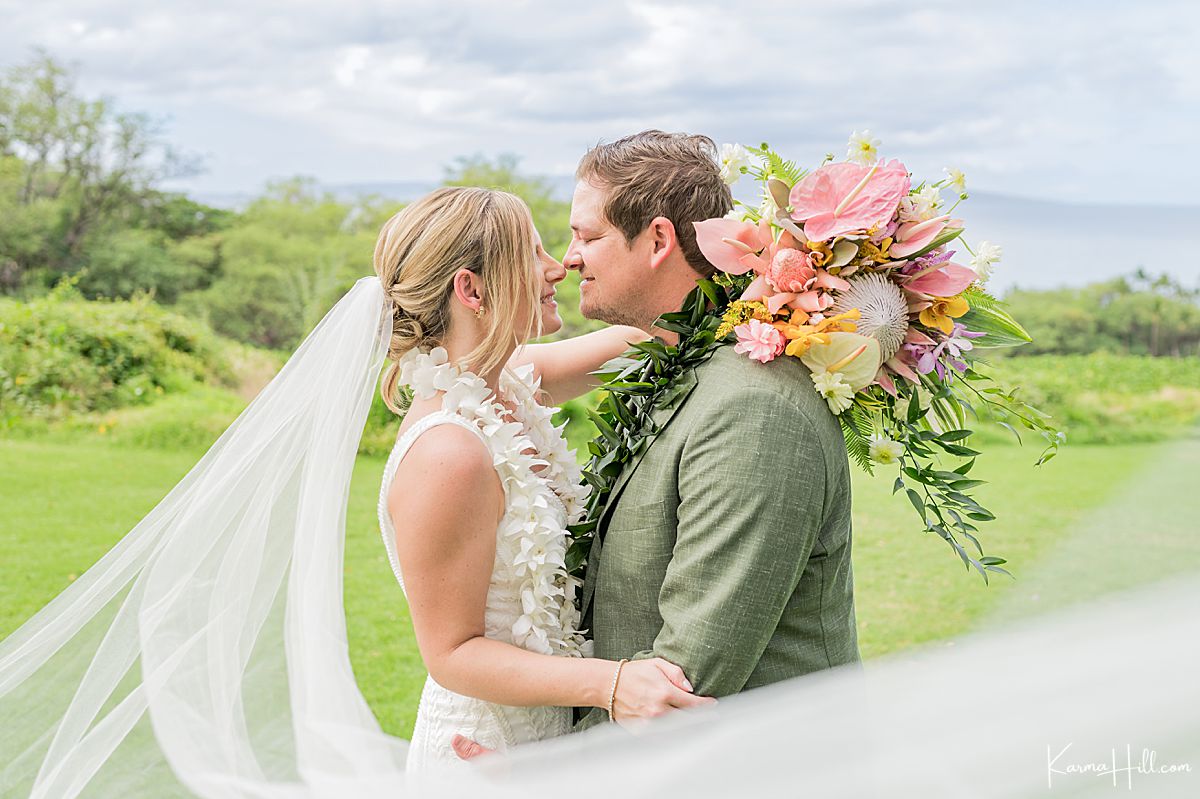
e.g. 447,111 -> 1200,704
508,326 -> 650,406
388,424 -> 711,717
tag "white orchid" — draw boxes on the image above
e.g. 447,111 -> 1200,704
811,370 -> 856,414
944,167 -> 967,194
971,240 -> 1003,283
846,130 -> 881,165
898,184 -> 943,223
868,434 -> 906,465
718,143 -> 753,185
399,346 -> 459,399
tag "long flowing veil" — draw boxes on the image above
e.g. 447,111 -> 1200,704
2,274 -> 1198,798
0,276 -> 409,798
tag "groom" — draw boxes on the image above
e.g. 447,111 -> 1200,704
457,131 -> 860,754
566,130 -> 861,729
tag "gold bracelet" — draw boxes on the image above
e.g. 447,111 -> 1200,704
606,658 -> 630,723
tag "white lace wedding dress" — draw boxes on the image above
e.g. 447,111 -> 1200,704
377,347 -> 593,774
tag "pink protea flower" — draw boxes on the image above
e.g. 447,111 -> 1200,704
789,159 -> 911,242
733,319 -> 785,363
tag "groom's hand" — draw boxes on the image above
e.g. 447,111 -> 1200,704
451,734 -> 494,761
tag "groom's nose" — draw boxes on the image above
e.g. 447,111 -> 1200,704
563,240 -> 583,271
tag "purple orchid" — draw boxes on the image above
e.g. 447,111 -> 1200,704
905,323 -> 986,381
899,246 -> 955,276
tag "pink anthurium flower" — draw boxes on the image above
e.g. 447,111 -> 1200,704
890,214 -> 951,258
903,262 -> 978,297
789,159 -> 911,242
693,218 -> 771,275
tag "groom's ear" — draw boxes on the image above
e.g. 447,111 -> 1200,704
646,216 -> 678,270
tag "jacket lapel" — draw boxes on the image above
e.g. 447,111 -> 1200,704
580,367 -> 700,618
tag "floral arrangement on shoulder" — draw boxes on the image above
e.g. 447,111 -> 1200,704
696,132 -> 1064,582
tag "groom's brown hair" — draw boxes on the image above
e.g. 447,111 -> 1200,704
576,130 -> 733,277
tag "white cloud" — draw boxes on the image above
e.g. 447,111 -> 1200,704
0,0 -> 1195,204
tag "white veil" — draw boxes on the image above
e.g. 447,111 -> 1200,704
2,274 -> 1197,798
0,276 -> 408,798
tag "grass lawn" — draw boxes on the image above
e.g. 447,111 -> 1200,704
2,435 -> 1197,740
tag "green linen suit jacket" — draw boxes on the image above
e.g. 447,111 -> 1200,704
575,344 -> 860,730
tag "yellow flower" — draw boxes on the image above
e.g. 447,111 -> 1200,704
858,237 -> 894,263
806,240 -> 833,268
919,294 -> 970,334
717,300 -> 772,339
774,308 -> 861,358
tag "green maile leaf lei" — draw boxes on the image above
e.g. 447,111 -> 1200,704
565,278 -> 730,578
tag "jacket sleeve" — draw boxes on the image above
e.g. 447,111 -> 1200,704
630,385 -> 830,697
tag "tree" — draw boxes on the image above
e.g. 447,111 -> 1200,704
1003,270 -> 1200,358
181,178 -> 398,349
0,51 -> 198,294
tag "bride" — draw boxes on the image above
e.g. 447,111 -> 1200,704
0,186 -> 707,797
371,187 -> 710,771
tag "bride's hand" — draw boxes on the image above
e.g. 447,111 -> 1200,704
611,658 -> 716,724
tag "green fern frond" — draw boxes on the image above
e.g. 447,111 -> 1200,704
747,144 -> 807,187
840,410 -> 874,475
963,284 -> 1002,311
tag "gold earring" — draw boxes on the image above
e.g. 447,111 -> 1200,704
474,306 -> 485,319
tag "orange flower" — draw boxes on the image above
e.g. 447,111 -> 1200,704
774,308 -> 861,358
918,294 -> 969,334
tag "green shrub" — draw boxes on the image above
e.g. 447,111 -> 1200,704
978,354 -> 1200,445
0,284 -> 234,426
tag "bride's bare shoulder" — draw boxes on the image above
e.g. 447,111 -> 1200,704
388,421 -> 503,524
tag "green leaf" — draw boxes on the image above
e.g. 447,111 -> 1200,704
949,479 -> 987,491
958,529 -> 984,556
959,304 -> 1033,349
906,393 -> 921,424
609,396 -> 636,428
905,488 -> 926,522
586,409 -> 620,445
654,318 -> 693,335
996,421 -> 1022,444
696,279 -> 723,308
840,412 -> 874,474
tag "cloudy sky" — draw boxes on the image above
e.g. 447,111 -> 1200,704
2,0 -> 1196,207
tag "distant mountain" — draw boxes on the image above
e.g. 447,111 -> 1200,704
194,179 -> 1198,293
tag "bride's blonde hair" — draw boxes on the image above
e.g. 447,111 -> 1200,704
374,187 -> 541,414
